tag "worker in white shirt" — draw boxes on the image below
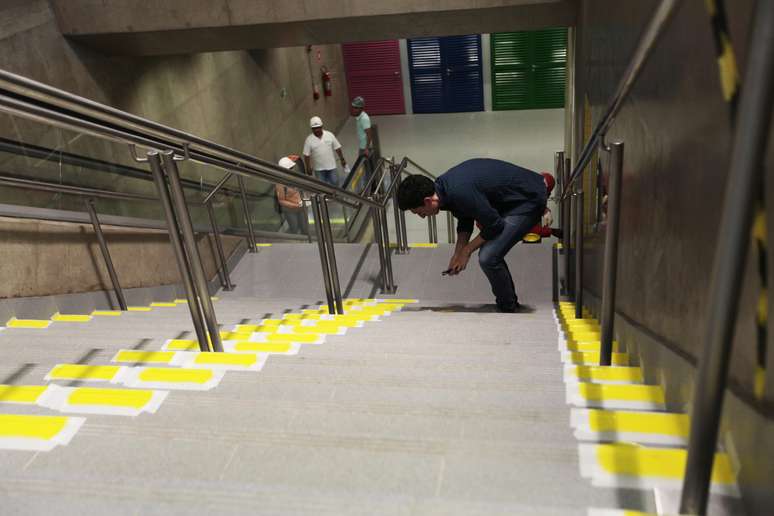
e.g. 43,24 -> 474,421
303,116 -> 347,186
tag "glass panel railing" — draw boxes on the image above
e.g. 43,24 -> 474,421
0,113 -> 291,237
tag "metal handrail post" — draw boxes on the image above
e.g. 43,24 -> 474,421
319,197 -> 345,314
680,1 -> 774,513
600,142 -> 624,366
446,211 -> 456,244
555,151 -> 564,218
379,207 -> 396,293
146,152 -> 209,350
310,195 -> 336,314
237,175 -> 258,253
564,157 -> 573,297
84,198 -> 128,311
551,243 -> 559,304
391,164 -> 406,254
161,152 -> 223,352
372,207 -> 390,292
205,201 -> 234,291
574,191 -> 584,319
431,215 -> 439,243
399,208 -> 409,251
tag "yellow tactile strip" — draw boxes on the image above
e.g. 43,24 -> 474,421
571,408 -> 689,446
0,413 -> 85,451
578,443 -> 738,495
0,383 -> 167,417
45,363 -> 224,391
0,298 -> 414,452
554,301 -> 740,510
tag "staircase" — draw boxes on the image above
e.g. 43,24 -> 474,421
0,242 -> 742,514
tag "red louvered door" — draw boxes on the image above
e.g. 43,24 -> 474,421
342,41 -> 405,115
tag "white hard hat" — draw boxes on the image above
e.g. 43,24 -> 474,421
310,116 -> 323,128
278,157 -> 296,169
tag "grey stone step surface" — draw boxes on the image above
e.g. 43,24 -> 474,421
0,243 -> 654,514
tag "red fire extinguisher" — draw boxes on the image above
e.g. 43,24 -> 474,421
321,66 -> 332,97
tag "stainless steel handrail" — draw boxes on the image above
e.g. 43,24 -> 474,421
405,157 -> 436,179
0,136 -> 268,203
0,174 -> 156,202
0,69 -> 379,209
560,0 -> 681,200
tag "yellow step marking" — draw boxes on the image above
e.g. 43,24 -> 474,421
389,242 -> 437,248
565,351 -> 629,366
278,324 -> 346,335
149,302 -> 177,307
567,383 -> 665,410
579,443 -> 736,491
5,318 -> 52,329
0,414 -> 68,440
68,386 -> 155,410
256,319 -> 284,327
127,306 -> 152,312
174,299 -> 188,304
112,350 -> 175,364
233,324 -> 279,333
221,330 -> 256,340
46,364 -> 122,381
190,352 -> 260,368
51,313 -> 92,322
255,243 -> 273,247
91,310 -> 122,316
571,409 -> 689,445
567,331 -> 601,342
259,333 -> 323,344
565,341 -> 622,353
163,339 -> 200,351
0,385 -> 48,404
137,367 -> 214,385
565,365 -> 643,383
0,414 -> 85,451
228,341 -> 298,354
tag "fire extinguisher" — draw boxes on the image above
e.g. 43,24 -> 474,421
321,66 -> 332,97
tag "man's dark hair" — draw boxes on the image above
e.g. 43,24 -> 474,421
397,174 -> 435,210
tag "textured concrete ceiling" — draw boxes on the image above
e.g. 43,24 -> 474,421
50,0 -> 576,55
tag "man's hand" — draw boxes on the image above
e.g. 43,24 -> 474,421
447,249 -> 471,275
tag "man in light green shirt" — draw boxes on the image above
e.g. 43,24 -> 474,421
350,96 -> 372,157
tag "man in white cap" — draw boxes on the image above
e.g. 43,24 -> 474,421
275,155 -> 308,235
303,116 -> 346,186
350,96 -> 372,157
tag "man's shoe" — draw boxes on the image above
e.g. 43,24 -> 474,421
496,302 -> 521,314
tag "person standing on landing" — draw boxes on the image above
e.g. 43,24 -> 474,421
350,97 -> 373,158
303,116 -> 346,186
397,158 -> 555,313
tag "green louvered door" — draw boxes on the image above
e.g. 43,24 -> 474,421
491,28 -> 567,110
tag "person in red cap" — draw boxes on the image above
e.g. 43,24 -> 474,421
397,159 -> 555,312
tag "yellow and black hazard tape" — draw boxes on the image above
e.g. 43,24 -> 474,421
705,0 -> 767,399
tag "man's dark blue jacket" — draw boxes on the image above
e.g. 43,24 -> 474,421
435,158 -> 547,241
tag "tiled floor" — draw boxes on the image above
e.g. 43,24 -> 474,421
336,109 -> 565,243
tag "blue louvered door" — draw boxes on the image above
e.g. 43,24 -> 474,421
408,35 -> 483,113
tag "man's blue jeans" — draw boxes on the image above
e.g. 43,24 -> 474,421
478,211 -> 541,311
316,169 -> 338,186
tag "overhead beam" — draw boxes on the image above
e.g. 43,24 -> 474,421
51,0 -> 576,56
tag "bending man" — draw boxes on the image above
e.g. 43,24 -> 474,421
397,158 -> 555,312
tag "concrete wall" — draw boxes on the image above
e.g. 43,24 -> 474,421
49,0 -> 576,56
0,0 -> 349,299
0,215 -> 241,298
573,1 -> 774,513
